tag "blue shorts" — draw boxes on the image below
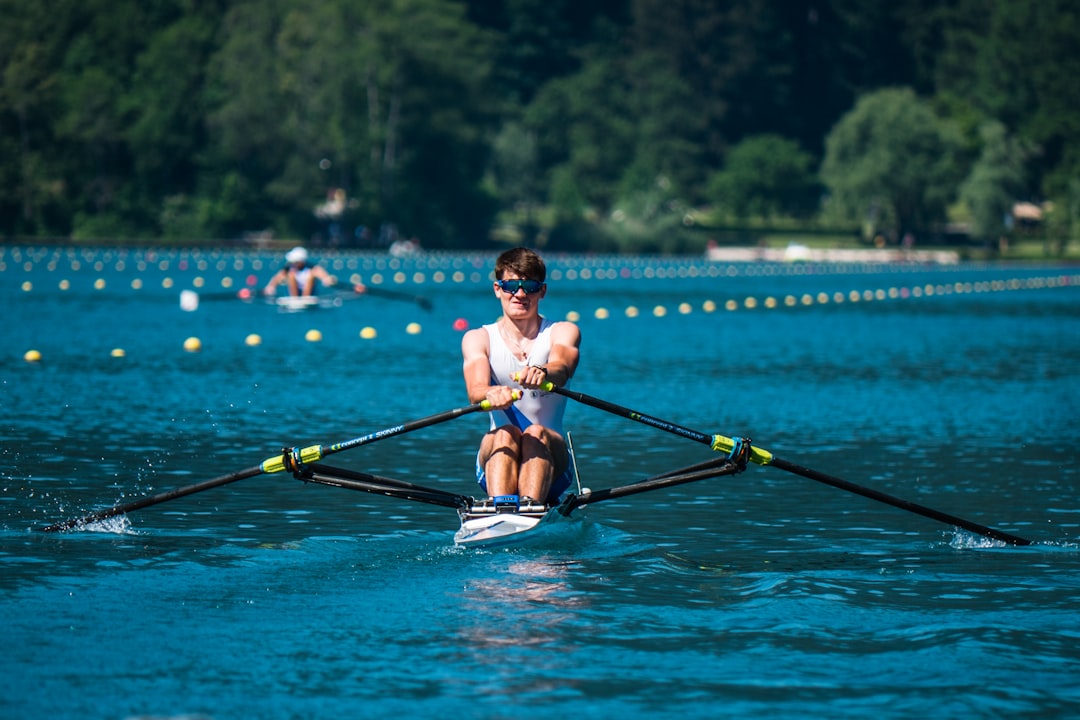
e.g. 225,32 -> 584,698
475,450 -> 573,504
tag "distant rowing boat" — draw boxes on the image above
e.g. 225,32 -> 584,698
180,285 -> 432,312
272,294 -> 344,312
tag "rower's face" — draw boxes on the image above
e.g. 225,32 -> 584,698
494,273 -> 545,316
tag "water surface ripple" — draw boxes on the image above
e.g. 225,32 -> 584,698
3,250 -> 1078,718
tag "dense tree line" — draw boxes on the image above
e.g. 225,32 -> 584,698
1,0 -> 1077,251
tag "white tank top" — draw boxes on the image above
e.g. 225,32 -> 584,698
484,317 -> 569,433
291,266 -> 315,291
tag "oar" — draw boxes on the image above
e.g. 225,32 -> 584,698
299,463 -> 470,509
39,399 -> 497,532
179,288 -> 256,311
558,458 -> 746,515
541,382 -> 1031,546
354,284 -> 433,311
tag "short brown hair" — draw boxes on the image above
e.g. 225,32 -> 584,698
495,247 -> 546,282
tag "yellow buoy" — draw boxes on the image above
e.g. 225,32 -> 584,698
245,333 -> 262,346
594,308 -> 609,320
405,322 -> 422,335
305,329 -> 323,342
24,349 -> 42,363
183,337 -> 202,352
360,326 -> 377,340
110,348 -> 126,358
565,311 -> 581,322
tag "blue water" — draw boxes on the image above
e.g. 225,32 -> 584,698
3,246 -> 1079,719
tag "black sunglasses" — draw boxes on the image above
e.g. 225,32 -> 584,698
496,278 -> 544,295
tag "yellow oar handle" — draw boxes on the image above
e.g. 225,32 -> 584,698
709,434 -> 773,466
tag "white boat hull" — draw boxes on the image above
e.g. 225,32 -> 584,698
274,295 -> 343,311
454,508 -> 565,549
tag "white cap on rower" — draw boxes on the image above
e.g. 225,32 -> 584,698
286,246 -> 308,264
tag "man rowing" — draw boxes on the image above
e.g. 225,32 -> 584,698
461,247 -> 581,513
263,246 -> 347,297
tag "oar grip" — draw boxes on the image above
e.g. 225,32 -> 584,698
480,391 -> 522,408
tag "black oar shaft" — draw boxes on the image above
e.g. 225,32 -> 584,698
769,457 -> 1031,546
561,462 -> 744,514
40,465 -> 264,533
361,286 -> 432,310
554,386 -> 713,445
548,384 -> 1031,546
301,465 -> 467,509
324,403 -> 485,456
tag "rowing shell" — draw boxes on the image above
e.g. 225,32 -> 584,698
273,295 -> 344,312
454,507 -> 569,548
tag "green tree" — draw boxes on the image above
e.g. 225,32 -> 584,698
525,50 -> 635,214
206,0 -> 498,246
901,0 -> 1080,200
820,87 -> 964,241
958,120 -> 1032,242
0,0 -> 68,234
625,0 -> 795,189
708,134 -> 820,220
127,13 -> 218,235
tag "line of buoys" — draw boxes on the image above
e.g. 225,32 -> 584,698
17,321 -> 449,362
13,272 -> 1076,362
10,245 -> 1055,293
566,273 -> 1078,321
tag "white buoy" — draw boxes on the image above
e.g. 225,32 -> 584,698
180,290 -> 199,312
